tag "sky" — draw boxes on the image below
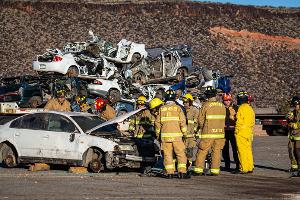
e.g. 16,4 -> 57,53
194,0 -> 300,8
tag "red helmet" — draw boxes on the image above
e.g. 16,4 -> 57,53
248,94 -> 254,102
222,93 -> 232,101
94,98 -> 108,110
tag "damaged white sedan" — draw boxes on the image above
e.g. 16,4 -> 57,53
0,111 -> 157,172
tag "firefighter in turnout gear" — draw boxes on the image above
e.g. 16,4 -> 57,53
233,91 -> 255,174
155,89 -> 189,179
129,95 -> 156,139
44,90 -> 71,112
221,93 -> 240,171
194,86 -> 226,176
94,97 -> 116,121
286,96 -> 300,177
182,93 -> 199,167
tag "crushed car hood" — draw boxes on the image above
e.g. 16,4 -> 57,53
86,108 -> 143,134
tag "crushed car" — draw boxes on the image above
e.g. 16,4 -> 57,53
0,75 -> 43,108
0,110 -> 158,172
130,46 -> 194,84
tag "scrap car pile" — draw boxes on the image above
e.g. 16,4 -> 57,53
30,31 -> 231,106
0,31 -> 232,174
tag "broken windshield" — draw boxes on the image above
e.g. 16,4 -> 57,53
71,116 -> 105,132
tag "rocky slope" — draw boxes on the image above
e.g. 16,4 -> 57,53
0,1 -> 299,109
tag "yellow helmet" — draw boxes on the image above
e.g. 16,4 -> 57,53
183,93 -> 194,101
137,95 -> 147,105
149,98 -> 164,109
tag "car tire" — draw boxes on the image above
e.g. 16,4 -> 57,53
131,53 -> 141,63
177,67 -> 188,77
0,144 -> 17,168
108,89 -> 121,104
67,66 -> 79,77
88,149 -> 104,173
28,96 -> 42,108
132,72 -> 146,84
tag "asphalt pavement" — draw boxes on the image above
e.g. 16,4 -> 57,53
0,136 -> 299,200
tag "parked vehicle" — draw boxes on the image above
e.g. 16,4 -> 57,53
0,76 -> 43,108
0,111 -> 157,172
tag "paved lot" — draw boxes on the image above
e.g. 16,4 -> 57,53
0,136 -> 299,200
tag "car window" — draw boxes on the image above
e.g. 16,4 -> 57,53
0,115 -> 20,125
71,116 -> 105,133
48,114 -> 76,133
10,113 -> 48,130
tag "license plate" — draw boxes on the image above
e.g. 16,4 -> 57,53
40,64 -> 46,69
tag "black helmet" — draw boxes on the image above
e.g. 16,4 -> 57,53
237,91 -> 249,105
291,96 -> 300,106
165,89 -> 176,101
204,86 -> 217,98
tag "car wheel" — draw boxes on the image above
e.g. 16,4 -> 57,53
132,72 -> 146,84
177,67 -> 188,77
88,150 -> 104,173
155,88 -> 165,99
108,89 -> 121,104
131,53 -> 141,63
28,96 -> 42,108
67,66 -> 79,77
0,144 -> 17,168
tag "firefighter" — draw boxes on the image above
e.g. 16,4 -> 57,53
44,90 -> 71,112
94,97 -> 116,121
222,93 -> 240,171
286,96 -> 300,177
182,93 -> 199,167
233,91 -> 255,174
155,89 -> 189,179
193,86 -> 226,176
128,95 -> 156,139
149,97 -> 164,118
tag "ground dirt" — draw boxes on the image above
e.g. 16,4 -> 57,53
0,136 -> 299,199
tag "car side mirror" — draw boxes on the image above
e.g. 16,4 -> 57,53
69,133 -> 75,142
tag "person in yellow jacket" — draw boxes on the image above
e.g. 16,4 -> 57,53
193,86 -> 226,176
182,93 -> 199,167
44,90 -> 71,112
129,95 -> 156,139
286,96 -> 300,177
233,91 -> 255,174
155,89 -> 189,179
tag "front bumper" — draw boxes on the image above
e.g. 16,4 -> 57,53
105,151 -> 156,170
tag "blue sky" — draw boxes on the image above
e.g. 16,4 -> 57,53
194,0 -> 300,8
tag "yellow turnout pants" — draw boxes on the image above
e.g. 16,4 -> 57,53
194,138 -> 225,174
162,141 -> 187,174
235,134 -> 254,172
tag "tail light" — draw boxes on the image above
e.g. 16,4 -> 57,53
93,80 -> 102,85
53,55 -> 63,62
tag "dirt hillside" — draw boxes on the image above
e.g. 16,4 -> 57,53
0,1 -> 299,109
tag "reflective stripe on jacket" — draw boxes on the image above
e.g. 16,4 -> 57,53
155,101 -> 187,142
288,110 -> 300,140
129,109 -> 155,138
234,103 -> 255,138
198,97 -> 226,139
186,106 -> 199,137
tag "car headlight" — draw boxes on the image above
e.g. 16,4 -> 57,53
118,145 -> 134,151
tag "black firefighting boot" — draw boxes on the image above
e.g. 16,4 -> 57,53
178,172 -> 191,179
